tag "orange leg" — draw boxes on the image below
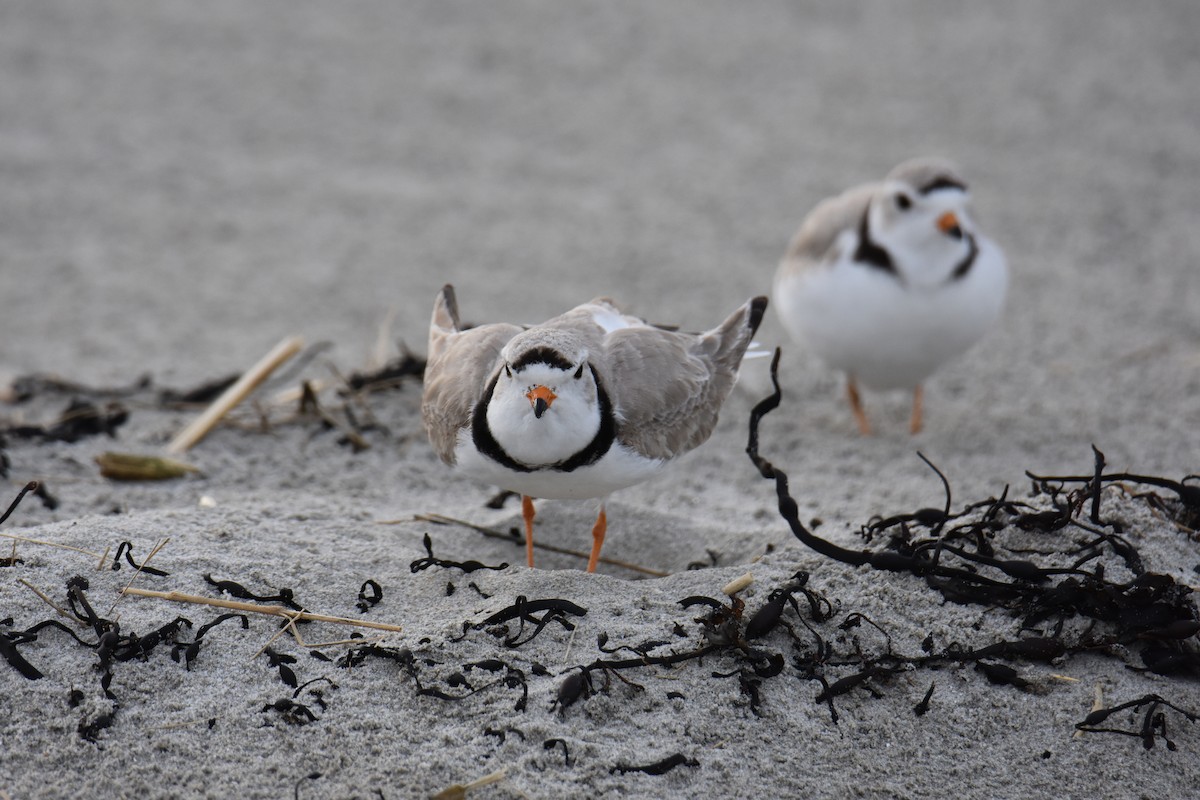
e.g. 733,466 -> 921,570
847,377 -> 872,436
909,384 -> 924,435
521,495 -> 536,568
586,505 -> 607,574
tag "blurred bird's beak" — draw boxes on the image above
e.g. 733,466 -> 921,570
937,211 -> 963,239
526,385 -> 556,418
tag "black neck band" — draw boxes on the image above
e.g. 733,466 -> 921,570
471,364 -> 616,473
853,209 -> 898,276
950,234 -> 979,281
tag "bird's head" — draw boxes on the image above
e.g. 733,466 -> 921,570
869,158 -> 980,287
485,330 -> 601,465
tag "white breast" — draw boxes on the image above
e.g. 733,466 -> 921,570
774,237 -> 1007,390
454,434 -> 665,499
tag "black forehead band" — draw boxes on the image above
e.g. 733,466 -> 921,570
919,176 -> 968,195
510,347 -> 573,372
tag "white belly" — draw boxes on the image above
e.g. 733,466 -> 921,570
453,435 -> 665,500
774,241 -> 1007,390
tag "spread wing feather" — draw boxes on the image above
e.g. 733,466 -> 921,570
602,298 -> 764,460
421,286 -> 521,464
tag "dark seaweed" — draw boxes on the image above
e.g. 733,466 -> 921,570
337,637 -> 534,712
263,647 -> 300,688
736,348 -> 1200,728
111,541 -> 170,576
112,617 -> 194,663
262,697 -> 317,724
611,753 -> 699,776
485,489 -> 518,509
913,682 -> 935,716
0,627 -> 43,679
552,589 -> 788,716
171,613 -> 249,670
410,533 -> 509,574
1026,464 -> 1200,532
343,351 -> 425,392
32,481 -> 58,510
158,374 -> 240,406
4,578 -> 264,736
0,481 -> 39,527
484,726 -> 525,745
459,595 -> 587,648
544,737 -> 572,766
3,398 -> 128,443
1075,694 -> 1199,750
552,670 -> 592,713
77,708 -> 116,742
5,373 -> 151,403
293,772 -> 324,800
338,644 -> 415,671
204,574 -> 304,612
357,579 -> 383,612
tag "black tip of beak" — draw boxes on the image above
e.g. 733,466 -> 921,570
946,224 -> 963,240
534,398 -> 549,418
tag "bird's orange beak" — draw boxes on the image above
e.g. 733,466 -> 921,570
526,385 -> 556,419
937,211 -> 962,238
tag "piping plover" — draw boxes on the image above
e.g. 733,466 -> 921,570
422,285 -> 767,572
773,157 -> 1007,434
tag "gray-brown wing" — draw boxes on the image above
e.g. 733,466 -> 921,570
781,182 -> 876,270
603,298 -> 765,461
421,286 -> 522,464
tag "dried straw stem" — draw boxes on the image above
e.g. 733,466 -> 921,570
166,335 -> 304,454
0,532 -> 107,561
121,587 -> 403,632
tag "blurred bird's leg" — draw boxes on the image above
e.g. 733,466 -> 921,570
847,377 -> 872,436
522,495 -> 536,568
909,384 -> 924,435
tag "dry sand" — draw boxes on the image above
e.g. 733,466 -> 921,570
2,2 -> 1199,798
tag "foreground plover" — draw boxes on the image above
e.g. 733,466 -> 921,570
422,284 -> 766,572
773,157 -> 1007,434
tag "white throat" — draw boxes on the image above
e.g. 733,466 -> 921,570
871,193 -> 977,288
484,367 -> 601,467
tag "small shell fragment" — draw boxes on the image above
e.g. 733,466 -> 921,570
722,572 -> 754,596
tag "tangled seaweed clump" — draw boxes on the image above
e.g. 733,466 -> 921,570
733,349 -> 1199,743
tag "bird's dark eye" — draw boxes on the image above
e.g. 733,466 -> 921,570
895,192 -> 913,211
573,364 -> 584,379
